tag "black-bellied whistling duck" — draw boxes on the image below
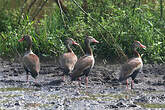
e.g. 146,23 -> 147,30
71,36 -> 99,86
59,38 -> 79,81
18,35 -> 40,83
119,41 -> 146,89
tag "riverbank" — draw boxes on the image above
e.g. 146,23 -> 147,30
0,58 -> 165,109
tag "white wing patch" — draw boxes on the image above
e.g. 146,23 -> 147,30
130,57 -> 143,74
24,50 -> 34,56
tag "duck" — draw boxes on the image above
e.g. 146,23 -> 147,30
18,35 -> 40,83
71,36 -> 99,86
59,38 -> 79,81
119,40 -> 146,89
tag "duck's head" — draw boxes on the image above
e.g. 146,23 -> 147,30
133,40 -> 146,49
85,36 -> 99,44
18,35 -> 32,44
65,38 -> 79,46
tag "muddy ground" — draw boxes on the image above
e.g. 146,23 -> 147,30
0,58 -> 165,110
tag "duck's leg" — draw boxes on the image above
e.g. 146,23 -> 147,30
78,77 -> 81,86
62,75 -> 65,81
24,68 -> 29,83
85,77 -> 88,87
63,69 -> 69,82
26,71 -> 29,83
131,80 -> 134,89
84,68 -> 90,87
131,70 -> 139,89
126,79 -> 129,89
35,78 -> 37,84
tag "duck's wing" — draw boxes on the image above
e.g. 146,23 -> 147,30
71,55 -> 94,80
119,58 -> 142,81
23,53 -> 40,74
59,52 -> 77,71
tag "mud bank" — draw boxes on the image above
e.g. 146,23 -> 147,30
0,58 -> 165,110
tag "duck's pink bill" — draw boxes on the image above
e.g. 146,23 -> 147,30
140,44 -> 146,49
73,41 -> 79,45
93,39 -> 99,43
18,37 -> 24,42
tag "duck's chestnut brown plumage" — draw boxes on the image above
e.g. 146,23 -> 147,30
18,35 -> 40,83
71,36 -> 99,86
59,38 -> 79,81
119,41 -> 146,89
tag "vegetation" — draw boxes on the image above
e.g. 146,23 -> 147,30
0,0 -> 164,63
136,103 -> 165,108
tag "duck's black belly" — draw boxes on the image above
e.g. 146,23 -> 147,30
130,68 -> 141,80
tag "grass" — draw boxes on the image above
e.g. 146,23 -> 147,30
0,0 -> 164,63
70,90 -> 127,102
24,103 -> 54,108
70,93 -> 129,102
70,96 -> 98,101
0,99 -> 10,104
87,93 -> 126,99
136,103 -> 165,108
0,87 -> 36,92
143,90 -> 165,94
47,94 -> 60,99
24,103 -> 41,108
2,94 -> 22,98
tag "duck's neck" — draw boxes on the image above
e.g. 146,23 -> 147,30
133,48 -> 141,58
27,41 -> 32,52
85,41 -> 93,56
66,44 -> 73,53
